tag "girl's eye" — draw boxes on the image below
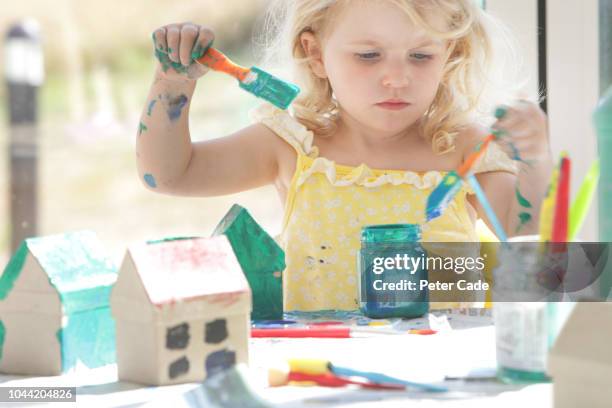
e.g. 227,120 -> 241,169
411,53 -> 433,61
355,52 -> 381,60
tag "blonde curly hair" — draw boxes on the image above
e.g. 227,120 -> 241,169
258,0 -> 523,154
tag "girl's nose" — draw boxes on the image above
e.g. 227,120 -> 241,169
381,62 -> 411,88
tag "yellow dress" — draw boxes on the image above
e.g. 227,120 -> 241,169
251,103 -> 518,311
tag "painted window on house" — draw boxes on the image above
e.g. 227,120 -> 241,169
166,322 -> 190,349
205,349 -> 236,377
168,356 -> 190,379
205,319 -> 228,344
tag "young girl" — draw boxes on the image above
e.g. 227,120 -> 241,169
138,0 -> 553,311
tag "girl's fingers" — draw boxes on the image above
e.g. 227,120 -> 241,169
179,23 -> 199,66
497,122 -> 532,140
166,24 -> 181,63
493,105 -> 524,129
192,26 -> 215,60
152,28 -> 167,53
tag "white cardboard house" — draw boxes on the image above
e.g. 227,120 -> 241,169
0,231 -> 117,375
111,235 -> 252,385
548,302 -> 612,408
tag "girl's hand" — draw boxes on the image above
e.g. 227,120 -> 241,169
152,23 -> 214,81
491,100 -> 551,162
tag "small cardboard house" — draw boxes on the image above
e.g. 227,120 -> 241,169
548,302 -> 612,408
0,231 -> 117,375
111,235 -> 251,386
213,204 -> 284,320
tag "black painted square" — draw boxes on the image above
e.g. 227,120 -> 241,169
168,356 -> 190,379
166,322 -> 190,349
205,349 -> 236,377
204,319 -> 228,344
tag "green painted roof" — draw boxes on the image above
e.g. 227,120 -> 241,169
0,231 -> 117,313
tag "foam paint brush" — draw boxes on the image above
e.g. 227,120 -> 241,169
426,134 -> 496,221
196,47 -> 300,110
538,162 -> 560,242
250,325 -> 438,337
285,359 -> 448,393
568,159 -> 599,241
552,154 -> 571,242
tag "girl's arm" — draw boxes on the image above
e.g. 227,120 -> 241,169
466,101 -> 554,237
471,155 -> 553,237
137,23 -> 282,197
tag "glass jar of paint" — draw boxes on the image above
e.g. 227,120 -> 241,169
493,235 -> 571,383
358,224 -> 428,318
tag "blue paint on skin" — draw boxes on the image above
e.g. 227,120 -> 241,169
147,99 -> 157,116
167,95 -> 188,121
144,174 -> 157,188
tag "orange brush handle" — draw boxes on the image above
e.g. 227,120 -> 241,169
457,134 -> 496,177
196,47 -> 251,82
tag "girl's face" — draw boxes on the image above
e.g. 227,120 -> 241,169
307,1 -> 449,137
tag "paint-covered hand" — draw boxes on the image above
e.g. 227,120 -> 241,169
491,100 -> 551,162
152,23 -> 214,81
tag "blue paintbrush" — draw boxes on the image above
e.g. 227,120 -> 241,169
426,134 -> 496,221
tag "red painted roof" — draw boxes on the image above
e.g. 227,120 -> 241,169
128,236 -> 250,306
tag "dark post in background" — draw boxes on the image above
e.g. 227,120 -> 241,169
5,20 -> 44,253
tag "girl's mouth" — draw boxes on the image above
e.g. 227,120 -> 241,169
375,100 -> 411,111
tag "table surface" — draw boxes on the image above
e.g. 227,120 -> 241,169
0,310 -> 553,408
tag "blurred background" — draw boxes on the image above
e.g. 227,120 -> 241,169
0,0 -> 608,267
0,0 -> 284,265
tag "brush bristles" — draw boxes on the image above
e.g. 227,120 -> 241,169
239,67 -> 300,110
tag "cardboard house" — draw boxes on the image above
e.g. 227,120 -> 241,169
0,231 -> 117,375
548,302 -> 612,408
111,235 -> 251,386
213,204 -> 284,320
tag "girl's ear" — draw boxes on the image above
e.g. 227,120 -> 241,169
300,31 -> 327,79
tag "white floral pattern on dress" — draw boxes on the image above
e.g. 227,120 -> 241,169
250,102 -> 519,311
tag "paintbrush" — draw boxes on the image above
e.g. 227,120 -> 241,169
251,325 -> 437,338
466,174 -> 508,241
568,159 -> 599,241
425,134 -> 496,221
195,47 -> 300,110
538,163 -> 560,242
552,153 -> 571,242
285,359 -> 448,392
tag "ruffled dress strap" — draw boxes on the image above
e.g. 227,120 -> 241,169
249,103 -> 318,158
472,141 -> 519,175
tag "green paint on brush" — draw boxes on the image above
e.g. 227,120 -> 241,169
239,67 -> 300,110
213,204 -> 284,320
515,187 -> 533,208
0,242 -> 28,300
